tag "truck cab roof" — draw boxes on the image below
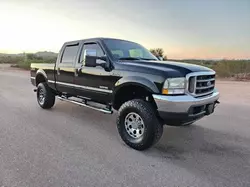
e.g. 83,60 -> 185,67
63,37 -> 134,46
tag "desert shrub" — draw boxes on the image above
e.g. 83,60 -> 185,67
13,54 -> 56,69
16,58 -> 56,69
211,60 -> 250,78
179,59 -> 250,78
0,56 -> 24,64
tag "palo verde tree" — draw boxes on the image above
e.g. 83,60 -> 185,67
150,48 -> 167,60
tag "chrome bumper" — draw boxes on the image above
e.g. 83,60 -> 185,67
153,89 -> 220,113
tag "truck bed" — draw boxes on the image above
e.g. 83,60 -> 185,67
30,63 -> 55,87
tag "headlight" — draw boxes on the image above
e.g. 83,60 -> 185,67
162,77 -> 186,95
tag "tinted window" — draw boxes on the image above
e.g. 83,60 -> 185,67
103,39 -> 158,60
61,45 -> 79,64
111,50 -> 124,58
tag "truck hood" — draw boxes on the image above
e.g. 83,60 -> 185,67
118,60 -> 213,75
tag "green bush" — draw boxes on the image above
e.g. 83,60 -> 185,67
212,60 -> 250,77
0,56 -> 24,64
16,59 -> 42,69
16,58 -> 55,70
0,53 -> 56,69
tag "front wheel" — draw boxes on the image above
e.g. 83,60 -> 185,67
117,99 -> 163,151
37,82 -> 55,109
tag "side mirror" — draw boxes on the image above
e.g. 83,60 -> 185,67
83,49 -> 97,61
85,55 -> 107,68
85,55 -> 97,67
83,49 -> 107,68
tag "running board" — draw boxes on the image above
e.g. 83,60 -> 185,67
57,96 -> 113,114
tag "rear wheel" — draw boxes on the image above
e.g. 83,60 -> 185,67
117,99 -> 163,150
37,82 -> 55,109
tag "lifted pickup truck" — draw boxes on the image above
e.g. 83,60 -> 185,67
30,38 -> 220,150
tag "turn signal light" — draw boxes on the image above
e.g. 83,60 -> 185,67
162,89 -> 168,94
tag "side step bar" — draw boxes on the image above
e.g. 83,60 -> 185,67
57,96 -> 113,114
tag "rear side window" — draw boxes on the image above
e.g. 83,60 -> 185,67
61,44 -> 79,64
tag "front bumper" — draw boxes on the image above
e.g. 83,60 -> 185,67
153,89 -> 220,125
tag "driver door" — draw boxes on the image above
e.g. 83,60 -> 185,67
74,42 -> 114,104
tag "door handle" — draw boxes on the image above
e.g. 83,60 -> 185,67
77,67 -> 82,72
75,67 -> 82,77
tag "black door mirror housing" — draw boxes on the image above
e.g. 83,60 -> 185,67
85,55 -> 97,67
85,55 -> 107,68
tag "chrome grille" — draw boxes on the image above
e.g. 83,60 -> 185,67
187,72 -> 215,97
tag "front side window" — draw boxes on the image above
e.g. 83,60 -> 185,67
103,39 -> 158,61
80,43 -> 105,62
61,45 -> 79,64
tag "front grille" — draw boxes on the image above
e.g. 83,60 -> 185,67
188,73 -> 215,97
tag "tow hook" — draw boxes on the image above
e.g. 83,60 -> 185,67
215,100 -> 220,108
33,89 -> 37,92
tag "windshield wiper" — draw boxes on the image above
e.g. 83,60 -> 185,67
118,57 -> 141,61
140,58 -> 157,61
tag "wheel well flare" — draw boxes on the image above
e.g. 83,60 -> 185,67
113,84 -> 157,110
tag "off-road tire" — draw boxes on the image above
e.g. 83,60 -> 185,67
117,99 -> 163,150
37,82 -> 55,109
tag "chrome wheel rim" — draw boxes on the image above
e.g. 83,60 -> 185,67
124,112 -> 144,139
38,89 -> 45,105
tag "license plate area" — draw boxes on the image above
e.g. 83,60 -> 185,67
189,102 -> 215,116
205,103 -> 215,115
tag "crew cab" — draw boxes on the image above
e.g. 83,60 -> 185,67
30,38 -> 220,150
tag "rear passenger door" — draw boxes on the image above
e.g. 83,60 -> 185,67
56,43 -> 80,95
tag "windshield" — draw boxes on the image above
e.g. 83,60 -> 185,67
103,39 -> 158,61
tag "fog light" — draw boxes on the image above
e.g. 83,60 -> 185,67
168,88 -> 185,94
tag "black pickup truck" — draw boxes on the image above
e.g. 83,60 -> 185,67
30,38 -> 220,150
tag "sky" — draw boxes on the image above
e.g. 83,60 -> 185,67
0,0 -> 249,59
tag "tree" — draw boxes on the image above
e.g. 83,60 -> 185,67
150,48 -> 167,60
